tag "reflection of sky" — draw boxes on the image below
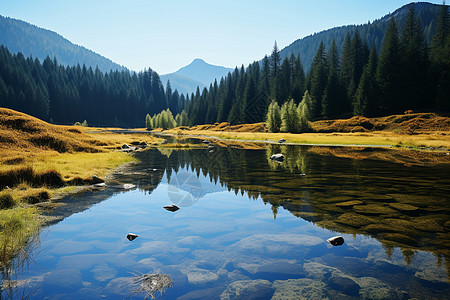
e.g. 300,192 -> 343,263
9,168 -> 449,299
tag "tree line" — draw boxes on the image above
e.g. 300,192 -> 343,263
184,5 -> 449,129
0,46 -> 186,127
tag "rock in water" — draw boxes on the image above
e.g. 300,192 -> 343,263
127,233 -> 139,241
270,153 -> 284,162
278,139 -> 286,143
123,184 -> 136,190
121,144 -> 130,149
327,236 -> 345,246
202,140 -> 210,144
93,182 -> 106,189
163,205 -> 180,212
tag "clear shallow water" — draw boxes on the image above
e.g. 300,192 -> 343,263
2,146 -> 450,299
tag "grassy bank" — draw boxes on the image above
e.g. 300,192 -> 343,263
165,113 -> 450,150
0,108 -> 160,267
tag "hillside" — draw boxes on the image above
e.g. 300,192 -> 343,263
0,107 -> 102,164
0,15 -> 126,73
161,58 -> 233,95
279,2 -> 441,71
160,73 -> 205,96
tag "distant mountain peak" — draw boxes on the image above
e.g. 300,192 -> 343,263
162,58 -> 233,95
192,58 -> 206,63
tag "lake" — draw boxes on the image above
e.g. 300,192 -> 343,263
2,143 -> 449,299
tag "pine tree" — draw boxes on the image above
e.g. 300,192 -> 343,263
354,43 -> 378,116
297,90 -> 312,132
266,100 -> 281,132
145,113 -> 152,129
400,5 -> 428,110
308,42 -> 328,119
430,1 -> 450,111
376,18 -> 401,114
281,99 -> 300,133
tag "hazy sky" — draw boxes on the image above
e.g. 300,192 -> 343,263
0,0 -> 444,74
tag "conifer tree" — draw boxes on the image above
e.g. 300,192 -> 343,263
281,99 -> 300,133
145,113 -> 152,129
376,18 -> 401,114
354,43 -> 378,116
400,5 -> 428,110
297,90 -> 312,132
308,42 -> 328,119
266,100 -> 281,132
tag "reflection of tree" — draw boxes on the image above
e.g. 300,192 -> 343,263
266,144 -> 311,175
140,146 -> 450,277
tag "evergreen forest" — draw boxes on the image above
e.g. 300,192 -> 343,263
0,5 -> 449,129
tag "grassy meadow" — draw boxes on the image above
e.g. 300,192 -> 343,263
0,108 -> 161,266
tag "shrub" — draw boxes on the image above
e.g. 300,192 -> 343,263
0,191 -> 15,209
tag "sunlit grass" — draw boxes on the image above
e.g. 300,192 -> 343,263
0,206 -> 40,268
167,129 -> 450,149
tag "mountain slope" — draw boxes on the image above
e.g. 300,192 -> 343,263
279,2 -> 441,71
160,73 -> 205,96
0,15 -> 126,73
161,59 -> 233,95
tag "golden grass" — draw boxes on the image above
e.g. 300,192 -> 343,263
0,107 -> 164,206
0,206 -> 40,268
166,129 -> 450,149
166,112 -> 450,149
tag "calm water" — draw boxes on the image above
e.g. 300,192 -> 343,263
2,145 -> 450,299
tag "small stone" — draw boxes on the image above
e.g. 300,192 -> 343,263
278,139 -> 286,143
163,205 -> 179,212
93,182 -> 106,188
327,236 -> 345,246
121,144 -> 130,149
127,233 -> 139,241
270,154 -> 284,162
202,140 -> 210,144
123,184 -> 136,189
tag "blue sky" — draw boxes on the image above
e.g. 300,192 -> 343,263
0,0 -> 445,74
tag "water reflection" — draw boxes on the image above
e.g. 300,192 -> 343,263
134,145 -> 450,279
3,144 -> 449,299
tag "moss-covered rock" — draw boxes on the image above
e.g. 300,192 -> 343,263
353,204 -> 398,215
335,213 -> 375,228
389,202 -> 419,212
380,233 -> 418,246
272,278 -> 329,300
335,200 -> 364,208
410,217 -> 445,232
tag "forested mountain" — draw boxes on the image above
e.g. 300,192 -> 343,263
0,2 -> 448,130
0,46 -> 187,127
161,59 -> 233,95
0,15 -> 126,73
184,3 -> 450,128
280,2 -> 441,71
159,73 -> 204,97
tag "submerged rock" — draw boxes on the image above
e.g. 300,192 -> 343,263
327,236 -> 345,246
328,273 -> 360,296
164,205 -> 180,212
272,278 -> 327,300
220,279 -> 274,300
127,233 -> 139,241
270,154 -> 284,162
